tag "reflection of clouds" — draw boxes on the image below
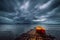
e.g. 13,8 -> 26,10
0,25 -> 15,31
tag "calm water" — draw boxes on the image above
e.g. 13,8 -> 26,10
0,24 -> 60,40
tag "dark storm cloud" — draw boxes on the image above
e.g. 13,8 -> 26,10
0,0 -> 60,12
0,0 -> 60,39
0,0 -> 60,24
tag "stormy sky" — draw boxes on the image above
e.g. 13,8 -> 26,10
0,0 -> 60,39
0,0 -> 60,24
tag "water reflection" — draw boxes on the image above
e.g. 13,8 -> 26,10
0,24 -> 60,40
0,24 -> 60,35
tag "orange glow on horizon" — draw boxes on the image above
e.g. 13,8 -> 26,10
36,25 -> 46,30
36,25 -> 46,34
